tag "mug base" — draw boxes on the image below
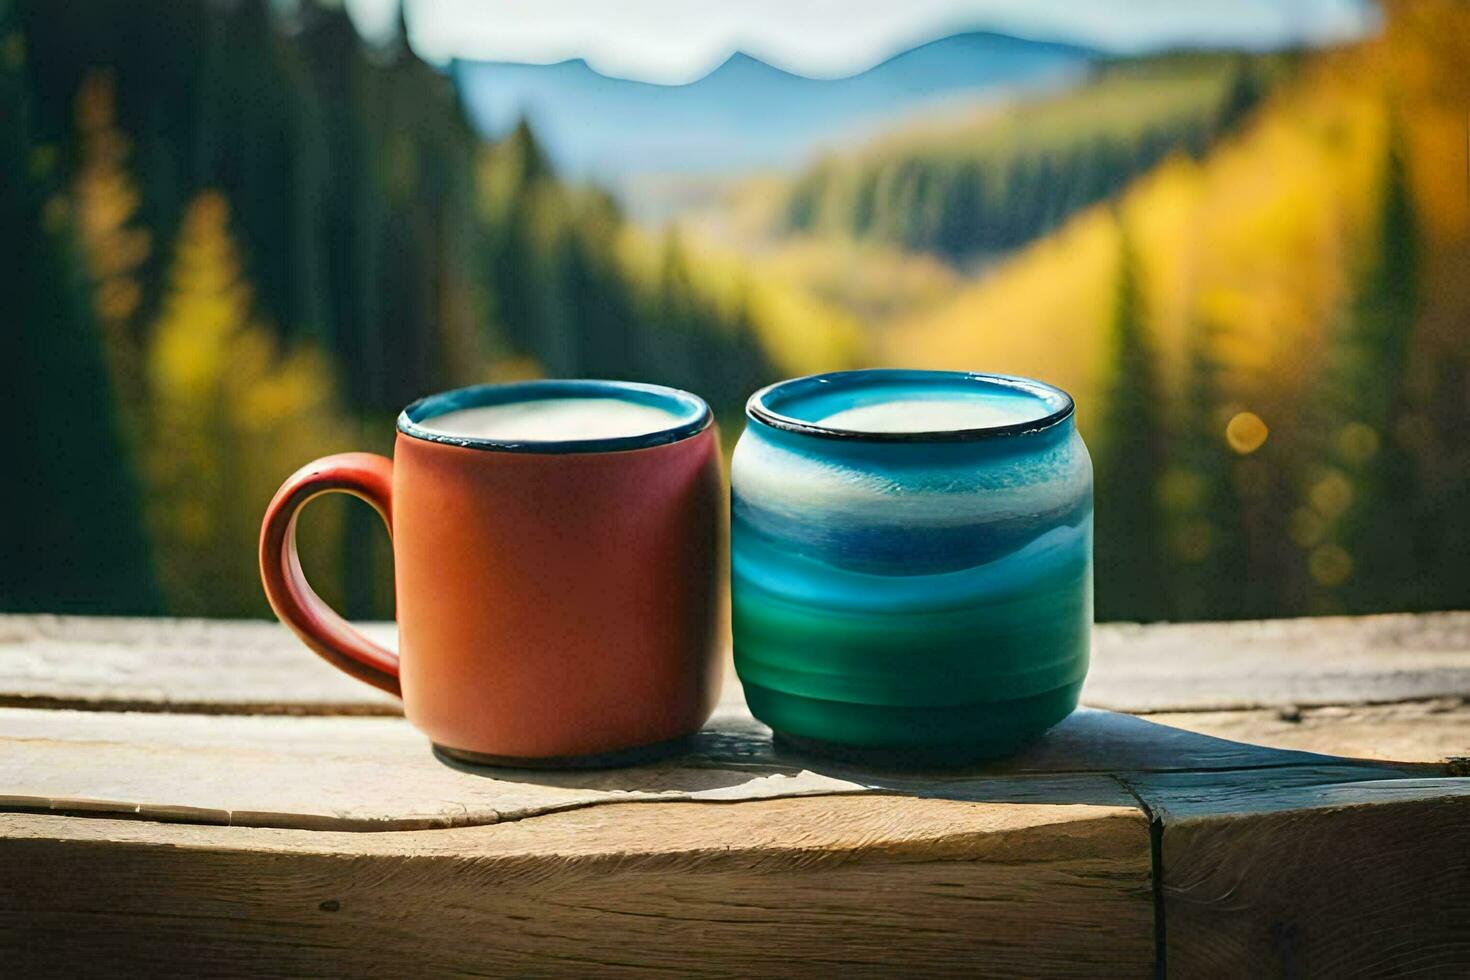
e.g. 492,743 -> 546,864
773,731 -> 1043,769
433,734 -> 694,771
745,679 -> 1083,769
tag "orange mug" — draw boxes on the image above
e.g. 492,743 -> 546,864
260,380 -> 724,767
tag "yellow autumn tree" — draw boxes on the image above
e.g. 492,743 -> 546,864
880,1 -> 1470,618
147,191 -> 351,616
71,69 -> 150,422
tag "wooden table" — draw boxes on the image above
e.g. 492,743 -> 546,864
3,613 -> 1468,976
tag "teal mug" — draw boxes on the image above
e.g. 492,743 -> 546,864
731,369 -> 1093,763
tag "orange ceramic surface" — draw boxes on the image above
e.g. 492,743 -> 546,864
260,381 -> 724,764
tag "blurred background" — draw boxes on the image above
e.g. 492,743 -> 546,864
3,0 -> 1466,624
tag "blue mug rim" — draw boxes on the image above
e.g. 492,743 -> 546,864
746,369 -> 1075,443
398,379 -> 712,454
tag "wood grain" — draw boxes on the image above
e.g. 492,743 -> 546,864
1142,699 -> 1470,765
3,612 -> 1469,975
6,704 -> 1401,832
1123,765 -> 1470,822
1137,776 -> 1470,976
1087,611 -> 1470,712
0,614 -> 399,713
6,611 -> 1468,715
0,707 -> 866,831
0,799 -> 1155,977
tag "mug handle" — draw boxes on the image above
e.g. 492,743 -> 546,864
259,452 -> 401,697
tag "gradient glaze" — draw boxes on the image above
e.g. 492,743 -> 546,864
731,370 -> 1093,760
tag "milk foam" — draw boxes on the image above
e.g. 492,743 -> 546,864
419,398 -> 681,441
818,397 -> 1046,433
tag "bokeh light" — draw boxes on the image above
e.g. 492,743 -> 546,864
1310,470 -> 1354,521
1289,507 -> 1326,548
1225,411 -> 1268,454
1308,543 -> 1353,586
1336,422 -> 1379,463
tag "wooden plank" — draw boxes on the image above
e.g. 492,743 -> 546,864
0,707 -> 868,831
1124,765 -> 1470,821
702,706 -> 1351,776
13,702 -> 1415,832
1142,699 -> 1470,765
0,614 -> 401,714
988,707 -> 1343,774
1087,611 -> 1470,712
5,612 -> 1468,716
3,612 -> 1467,973
0,799 -> 1156,977
1124,770 -> 1470,976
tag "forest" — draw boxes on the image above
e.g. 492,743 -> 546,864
3,0 -> 778,621
780,54 -> 1276,261
874,1 -> 1470,619
4,0 -> 1466,625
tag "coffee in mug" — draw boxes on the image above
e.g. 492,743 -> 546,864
417,397 -> 683,442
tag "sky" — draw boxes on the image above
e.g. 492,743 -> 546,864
343,0 -> 1378,83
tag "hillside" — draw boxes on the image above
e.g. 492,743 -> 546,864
777,51 -> 1284,261
881,50 -> 1378,428
667,51 -> 1288,348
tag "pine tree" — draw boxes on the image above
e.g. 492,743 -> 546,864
0,10 -> 160,613
1094,217 -> 1170,621
1420,353 -> 1470,609
717,280 -> 779,414
146,191 -> 350,616
644,229 -> 701,386
555,192 -> 636,380
784,159 -> 830,231
1214,57 -> 1264,137
1302,124 -> 1421,611
1162,317 -> 1249,619
481,117 -> 554,358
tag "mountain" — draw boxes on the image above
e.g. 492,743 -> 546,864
452,32 -> 1095,183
